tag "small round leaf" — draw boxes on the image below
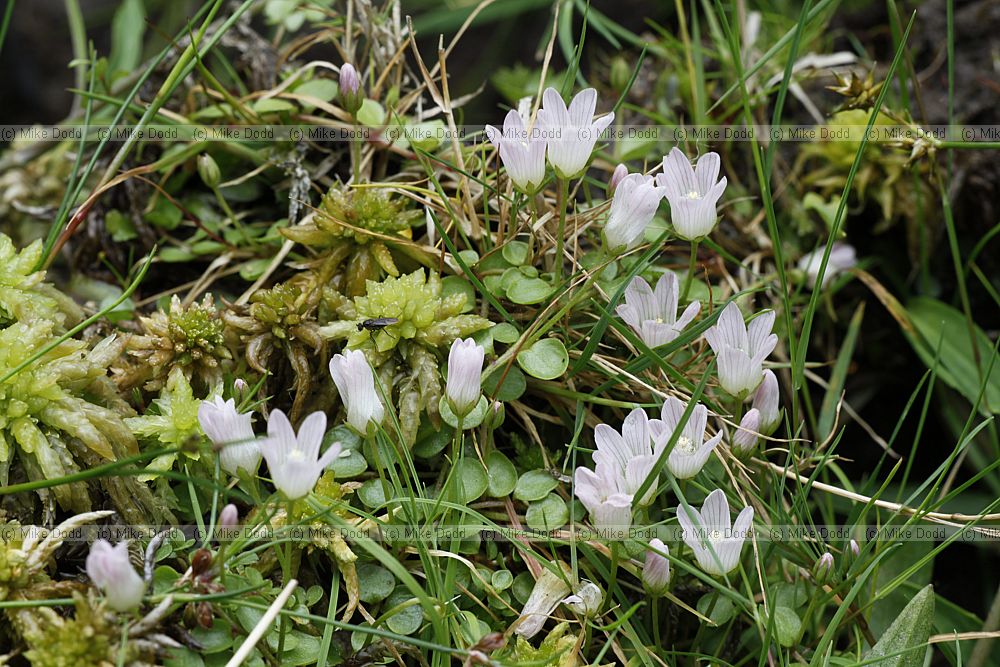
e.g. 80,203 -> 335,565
517,338 -> 568,380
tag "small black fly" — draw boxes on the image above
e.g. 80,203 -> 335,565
357,317 -> 399,345
356,317 -> 399,332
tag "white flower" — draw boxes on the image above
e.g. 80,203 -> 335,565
656,148 -> 727,240
608,163 -> 628,193
329,349 -> 385,434
592,408 -> 660,505
798,242 -> 857,287
86,540 -> 145,612
198,396 -> 261,476
603,173 -> 666,252
642,538 -> 671,596
485,109 -> 547,193
537,87 -> 615,179
260,410 -> 342,501
752,369 -> 781,434
703,302 -> 777,398
616,273 -> 701,348
676,489 -> 754,576
562,581 -> 603,616
514,565 -> 573,638
650,397 -> 722,479
574,464 -> 633,536
732,408 -> 760,454
446,338 -> 485,417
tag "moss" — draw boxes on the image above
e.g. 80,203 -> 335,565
0,320 -> 137,512
321,269 -> 491,444
117,294 -> 232,392
125,366 -> 205,478
280,185 -> 423,296
223,279 -> 325,420
0,235 -> 83,329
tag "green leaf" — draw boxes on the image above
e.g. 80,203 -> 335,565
865,584 -> 934,667
492,323 -> 520,344
252,98 -> 297,114
525,493 -> 569,530
492,570 -> 514,590
145,196 -> 182,230
190,620 -> 233,654
697,594 -> 735,625
356,563 -> 395,603
357,99 -> 386,126
413,421 -> 454,458
483,364 -> 526,401
514,469 -> 559,502
485,450 -> 517,497
108,0 -> 146,75
454,458 -> 488,503
904,297 -> 1000,414
358,479 -> 393,508
293,78 -> 338,110
506,276 -> 554,305
502,241 -> 531,265
384,587 -> 423,635
773,606 -> 802,648
517,338 -> 569,380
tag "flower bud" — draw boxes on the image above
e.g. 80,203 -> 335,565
339,63 -> 364,115
642,538 -> 671,596
608,163 -> 628,194
813,552 -> 834,585
484,400 -> 505,430
446,338 -> 485,418
219,503 -> 238,529
609,57 -> 632,94
86,540 -> 146,612
234,378 -> 249,398
753,370 -> 781,435
733,409 -> 760,454
197,154 -> 221,189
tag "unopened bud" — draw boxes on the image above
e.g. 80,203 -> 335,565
484,401 -> 505,430
219,503 -> 238,529
197,154 -> 221,189
339,63 -> 364,115
233,378 -> 249,399
813,552 -> 834,584
609,57 -> 631,94
733,408 -> 760,455
608,163 -> 628,194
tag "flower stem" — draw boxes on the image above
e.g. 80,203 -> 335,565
555,177 -> 570,282
681,241 -> 700,303
349,115 -> 362,183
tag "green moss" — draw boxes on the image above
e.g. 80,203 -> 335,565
281,185 -> 423,296
0,320 -> 137,512
321,269 -> 490,444
119,294 -> 232,392
0,235 -> 83,329
125,366 -> 204,477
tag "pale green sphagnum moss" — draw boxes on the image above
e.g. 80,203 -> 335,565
125,366 -> 204,478
0,320 -> 138,511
